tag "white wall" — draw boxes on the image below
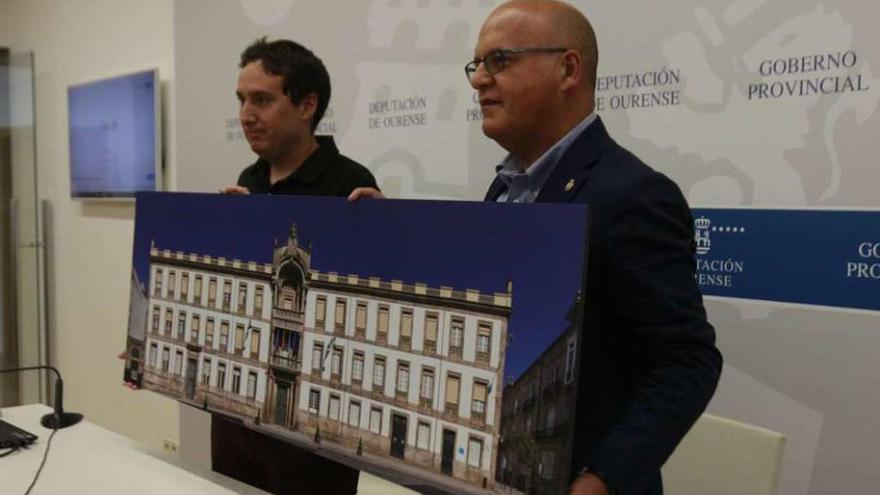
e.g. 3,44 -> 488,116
0,4 -> 9,46
4,0 -> 179,450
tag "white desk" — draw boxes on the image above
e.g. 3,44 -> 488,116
2,404 -> 415,494
0,404 -> 261,494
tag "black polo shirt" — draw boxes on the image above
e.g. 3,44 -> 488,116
237,135 -> 378,195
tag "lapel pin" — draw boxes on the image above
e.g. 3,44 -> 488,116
564,179 -> 575,192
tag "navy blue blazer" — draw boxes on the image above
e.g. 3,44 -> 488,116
485,117 -> 722,495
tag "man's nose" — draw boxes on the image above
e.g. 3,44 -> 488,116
469,62 -> 493,90
240,104 -> 256,123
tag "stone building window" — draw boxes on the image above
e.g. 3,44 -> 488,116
348,400 -> 361,427
208,278 -> 217,306
220,321 -> 230,351
334,298 -> 347,331
369,407 -> 382,434
399,309 -> 413,349
217,362 -> 226,389
315,296 -> 326,327
309,388 -> 320,414
237,283 -> 247,313
222,280 -> 232,311
445,374 -> 460,415
205,318 -> 215,347
352,351 -> 365,383
424,313 -> 438,353
247,371 -> 257,399
476,322 -> 492,361
355,302 -> 367,338
396,362 -> 410,396
420,368 -> 435,406
373,356 -> 386,390
468,436 -> 483,468
472,380 -> 488,420
312,343 -> 324,372
377,305 -> 389,343
254,286 -> 264,316
231,366 -> 241,394
151,306 -> 159,333
201,358 -> 211,384
154,268 -> 163,296
450,317 -> 464,358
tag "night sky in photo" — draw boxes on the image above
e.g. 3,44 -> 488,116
132,192 -> 589,382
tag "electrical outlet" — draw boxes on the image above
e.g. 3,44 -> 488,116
162,438 -> 179,454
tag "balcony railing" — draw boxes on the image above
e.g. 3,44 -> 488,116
270,352 -> 301,373
273,307 -> 304,323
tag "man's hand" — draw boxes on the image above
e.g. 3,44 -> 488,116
569,472 -> 610,495
347,187 -> 385,201
219,185 -> 250,195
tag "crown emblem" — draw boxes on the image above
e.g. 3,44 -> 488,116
695,217 -> 711,230
694,217 -> 711,255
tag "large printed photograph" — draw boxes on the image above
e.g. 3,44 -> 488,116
123,192 -> 589,494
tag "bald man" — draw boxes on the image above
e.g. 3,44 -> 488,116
347,2 -> 723,493
469,2 -> 722,495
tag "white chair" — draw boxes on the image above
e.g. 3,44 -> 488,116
662,413 -> 786,495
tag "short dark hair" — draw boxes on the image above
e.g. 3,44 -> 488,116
239,37 -> 331,133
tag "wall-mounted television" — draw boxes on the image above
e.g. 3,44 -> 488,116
68,69 -> 161,199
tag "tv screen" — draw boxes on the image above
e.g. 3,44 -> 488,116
68,69 -> 160,198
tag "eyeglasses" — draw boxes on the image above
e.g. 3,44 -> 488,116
464,47 -> 568,81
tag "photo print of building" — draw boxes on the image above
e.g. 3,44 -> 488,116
124,193 -> 589,494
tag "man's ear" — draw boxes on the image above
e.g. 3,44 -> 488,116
299,93 -> 319,124
559,50 -> 583,92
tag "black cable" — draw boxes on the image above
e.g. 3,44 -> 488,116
0,446 -> 20,457
24,424 -> 57,495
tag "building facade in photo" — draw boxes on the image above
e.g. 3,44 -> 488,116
293,269 -> 511,488
135,240 -> 274,421
495,295 -> 581,495
127,225 -> 512,489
